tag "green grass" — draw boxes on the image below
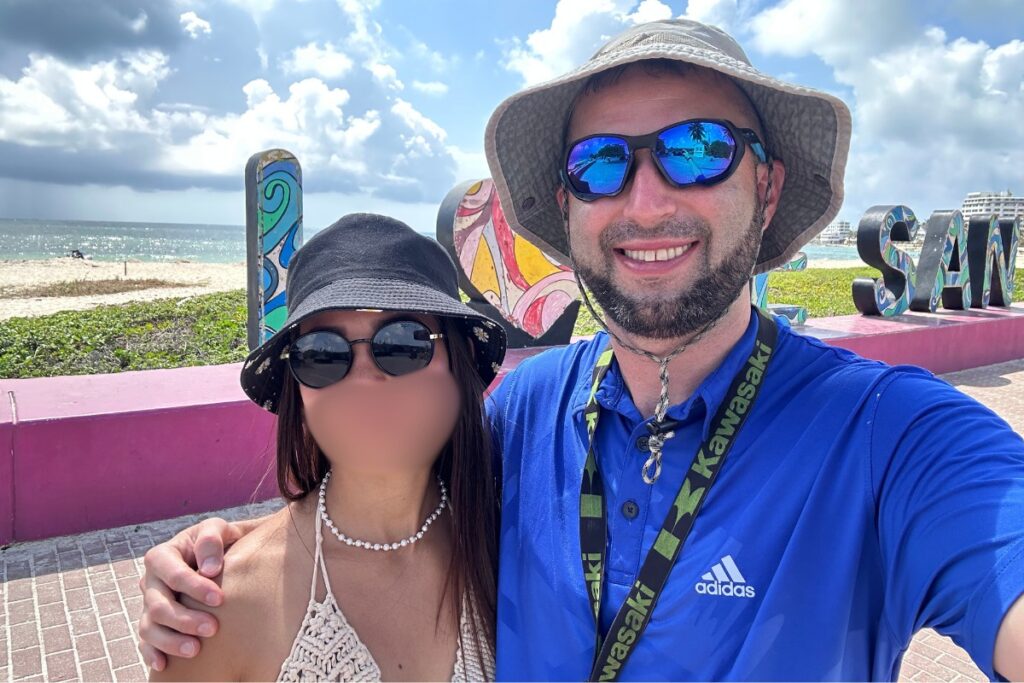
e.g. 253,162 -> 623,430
766,266 -> 879,318
0,291 -> 248,378
0,278 -> 190,299
1,267 -> 1021,379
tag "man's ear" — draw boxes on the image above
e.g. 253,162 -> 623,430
757,159 -> 786,234
555,185 -> 570,235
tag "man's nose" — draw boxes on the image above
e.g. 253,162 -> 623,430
620,150 -> 676,226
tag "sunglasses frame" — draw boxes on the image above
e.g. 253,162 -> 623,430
560,118 -> 768,202
282,318 -> 445,389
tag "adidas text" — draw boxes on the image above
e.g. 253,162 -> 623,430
694,581 -> 756,598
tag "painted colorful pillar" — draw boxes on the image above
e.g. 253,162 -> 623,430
751,252 -> 809,325
245,150 -> 303,351
436,179 -> 581,348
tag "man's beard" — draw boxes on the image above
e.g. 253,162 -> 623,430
573,210 -> 762,340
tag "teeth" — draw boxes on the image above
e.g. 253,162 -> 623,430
623,244 -> 692,262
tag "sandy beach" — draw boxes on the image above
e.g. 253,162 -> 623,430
1,252 -> 1018,321
0,258 -> 246,321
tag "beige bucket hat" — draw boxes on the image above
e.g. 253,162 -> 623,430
484,18 -> 852,275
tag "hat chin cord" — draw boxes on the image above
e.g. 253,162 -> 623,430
560,160 -> 773,484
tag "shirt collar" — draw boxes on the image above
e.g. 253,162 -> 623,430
571,307 -> 762,440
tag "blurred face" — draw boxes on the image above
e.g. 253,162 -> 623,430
564,66 -> 779,339
295,309 -> 461,475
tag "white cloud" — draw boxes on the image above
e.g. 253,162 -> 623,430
680,0 -> 747,33
630,0 -> 673,24
749,0 -> 910,64
409,39 -> 454,73
179,11 -> 212,39
281,42 -> 354,80
0,50 -> 170,149
337,0 -> 392,63
412,80 -> 449,96
448,145 -> 490,182
0,47 -> 459,202
503,0 -> 749,86
159,77 -> 380,178
380,99 -> 453,197
223,0 -> 280,22
391,98 -> 446,140
748,0 -> 1024,220
129,11 -> 148,34
503,0 -> 642,86
366,61 -> 403,90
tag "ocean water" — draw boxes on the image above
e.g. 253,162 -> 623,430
0,218 -> 250,263
0,217 -> 447,264
802,244 -> 866,262
0,217 -> 873,264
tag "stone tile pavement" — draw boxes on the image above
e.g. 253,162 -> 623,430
0,500 -> 282,682
2,358 -> 1023,682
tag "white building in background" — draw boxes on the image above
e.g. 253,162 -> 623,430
817,220 -> 852,244
960,190 -> 1024,220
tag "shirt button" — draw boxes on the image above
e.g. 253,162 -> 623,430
621,500 -> 640,520
636,436 -> 650,451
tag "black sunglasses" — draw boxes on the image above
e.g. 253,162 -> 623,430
283,319 -> 445,389
561,118 -> 768,201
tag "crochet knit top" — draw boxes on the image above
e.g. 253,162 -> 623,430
276,508 -> 494,681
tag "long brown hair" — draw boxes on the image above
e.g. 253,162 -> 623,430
274,315 -> 498,658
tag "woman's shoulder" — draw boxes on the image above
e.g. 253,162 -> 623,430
223,502 -> 305,579
154,501 -> 317,681
218,499 -> 318,616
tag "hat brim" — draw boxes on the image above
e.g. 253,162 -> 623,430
239,277 -> 507,413
484,43 -> 852,275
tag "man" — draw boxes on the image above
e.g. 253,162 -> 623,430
138,20 -> 1024,680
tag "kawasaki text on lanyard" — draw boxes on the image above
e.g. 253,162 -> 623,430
579,309 -> 778,681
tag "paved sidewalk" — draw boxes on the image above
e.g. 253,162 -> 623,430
1,500 -> 282,682
2,358 -> 1023,682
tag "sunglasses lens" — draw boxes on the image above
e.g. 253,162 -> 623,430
657,121 -> 737,185
566,136 -> 631,196
288,331 -> 352,388
372,321 -> 435,376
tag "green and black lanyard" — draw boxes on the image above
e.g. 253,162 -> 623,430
579,310 -> 778,681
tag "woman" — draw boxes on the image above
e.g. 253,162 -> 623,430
151,213 -> 506,681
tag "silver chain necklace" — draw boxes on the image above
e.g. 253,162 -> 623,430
562,161 -> 774,485
317,470 -> 448,551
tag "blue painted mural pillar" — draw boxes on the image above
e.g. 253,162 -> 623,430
245,150 -> 303,351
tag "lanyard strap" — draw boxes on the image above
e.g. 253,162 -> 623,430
579,310 -> 778,682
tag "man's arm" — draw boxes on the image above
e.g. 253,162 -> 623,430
137,514 -> 267,671
995,593 -> 1024,680
870,370 -> 1024,680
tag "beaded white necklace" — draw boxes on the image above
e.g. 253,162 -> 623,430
317,469 -> 449,552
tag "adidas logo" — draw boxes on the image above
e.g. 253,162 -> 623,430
694,555 -> 756,598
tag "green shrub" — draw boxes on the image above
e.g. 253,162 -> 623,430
2,267 -> 1020,379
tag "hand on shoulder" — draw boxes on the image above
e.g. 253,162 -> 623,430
149,506 -> 302,681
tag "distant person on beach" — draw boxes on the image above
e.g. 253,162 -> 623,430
138,19 -> 1024,680
148,213 -> 503,681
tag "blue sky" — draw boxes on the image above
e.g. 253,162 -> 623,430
0,0 -> 1021,234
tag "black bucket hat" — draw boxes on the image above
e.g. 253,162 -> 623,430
240,213 -> 507,413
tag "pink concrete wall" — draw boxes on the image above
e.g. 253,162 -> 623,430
2,304 -> 1022,545
1,365 -> 278,545
1,388 -> 14,545
807,304 -> 1024,374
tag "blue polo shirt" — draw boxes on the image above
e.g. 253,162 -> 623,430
487,307 -> 1024,681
